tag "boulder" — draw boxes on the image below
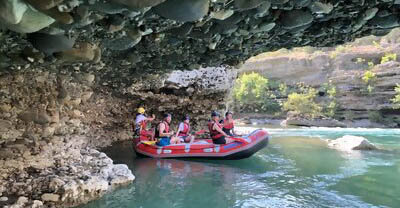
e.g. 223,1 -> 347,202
111,0 -> 166,9
328,135 -> 379,151
41,193 -> 60,202
32,200 -> 44,208
234,0 -> 264,10
55,42 -> 100,62
0,0 -> 28,25
27,33 -> 76,55
24,0 -> 63,10
153,0 -> 209,22
281,10 -> 313,30
108,164 -> 135,187
6,7 -> 55,33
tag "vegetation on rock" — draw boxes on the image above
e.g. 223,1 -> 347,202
381,53 -> 397,64
233,72 -> 280,114
362,70 -> 377,95
392,84 -> 400,109
283,87 -> 322,119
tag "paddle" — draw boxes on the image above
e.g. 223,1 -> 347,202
194,129 -> 248,144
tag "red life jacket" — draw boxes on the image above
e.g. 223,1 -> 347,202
140,120 -> 147,130
223,119 -> 234,130
157,121 -> 169,137
178,122 -> 190,136
208,121 -> 224,139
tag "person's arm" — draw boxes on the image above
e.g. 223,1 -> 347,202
231,120 -> 238,136
213,123 -> 229,137
146,114 -> 155,122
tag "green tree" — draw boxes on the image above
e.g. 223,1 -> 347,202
233,72 -> 281,113
283,88 -> 322,118
234,72 -> 269,102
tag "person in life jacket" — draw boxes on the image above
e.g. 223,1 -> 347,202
175,115 -> 194,143
134,107 -> 155,140
208,111 -> 234,145
156,113 -> 181,146
221,111 -> 237,136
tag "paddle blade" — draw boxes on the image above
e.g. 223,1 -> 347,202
142,141 -> 157,145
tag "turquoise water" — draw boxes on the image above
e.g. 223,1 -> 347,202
78,127 -> 400,208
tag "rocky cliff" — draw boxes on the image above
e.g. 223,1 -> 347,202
0,66 -> 236,207
2,0 -> 400,207
242,42 -> 400,127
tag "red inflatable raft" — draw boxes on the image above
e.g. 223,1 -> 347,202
133,129 -> 269,160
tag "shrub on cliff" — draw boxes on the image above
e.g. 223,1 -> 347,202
283,88 -> 322,118
381,53 -> 397,64
233,72 -> 281,113
361,70 -> 376,95
392,84 -> 400,109
322,82 -> 339,118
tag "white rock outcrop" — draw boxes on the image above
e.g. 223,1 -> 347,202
328,135 -> 379,151
166,67 -> 237,92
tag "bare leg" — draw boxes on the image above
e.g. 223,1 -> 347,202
170,136 -> 181,144
189,135 -> 195,143
225,137 -> 235,144
184,135 -> 194,143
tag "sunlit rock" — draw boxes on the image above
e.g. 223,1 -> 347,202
0,0 -> 28,25
5,7 -> 55,33
328,135 -> 379,151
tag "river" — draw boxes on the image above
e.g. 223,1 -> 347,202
78,127 -> 400,208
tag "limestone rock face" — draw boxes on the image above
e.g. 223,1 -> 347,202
243,39 -> 400,127
108,164 -> 135,187
328,135 -> 379,151
125,67 -> 237,126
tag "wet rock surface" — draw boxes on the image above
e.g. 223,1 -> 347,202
1,0 -> 400,74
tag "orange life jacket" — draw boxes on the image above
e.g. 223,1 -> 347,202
208,121 -> 224,139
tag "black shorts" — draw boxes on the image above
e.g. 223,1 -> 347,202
213,136 -> 226,144
222,128 -> 234,136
